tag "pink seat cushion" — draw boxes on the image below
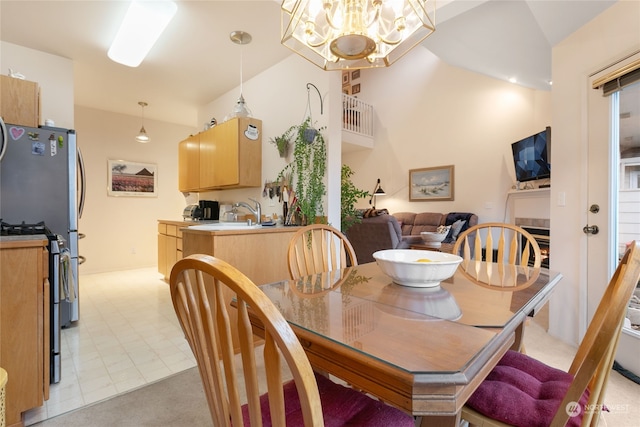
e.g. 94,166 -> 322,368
242,372 -> 414,426
465,350 -> 590,427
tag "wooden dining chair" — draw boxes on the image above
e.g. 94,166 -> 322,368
169,254 -> 414,427
452,222 -> 542,268
287,224 -> 358,280
461,241 -> 640,427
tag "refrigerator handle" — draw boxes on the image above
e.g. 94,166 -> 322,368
77,147 -> 86,219
0,117 -> 7,162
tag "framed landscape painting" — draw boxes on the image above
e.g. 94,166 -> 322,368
409,165 -> 454,201
108,159 -> 157,197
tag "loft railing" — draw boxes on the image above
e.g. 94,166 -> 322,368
342,93 -> 373,138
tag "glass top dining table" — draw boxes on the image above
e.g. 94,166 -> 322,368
253,260 -> 562,427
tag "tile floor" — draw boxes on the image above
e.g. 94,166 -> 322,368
24,268 -> 196,425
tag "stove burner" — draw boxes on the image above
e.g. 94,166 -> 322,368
0,220 -> 49,236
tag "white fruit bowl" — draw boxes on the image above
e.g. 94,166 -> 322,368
373,249 -> 463,287
420,231 -> 448,248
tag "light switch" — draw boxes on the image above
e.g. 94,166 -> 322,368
557,192 -> 566,206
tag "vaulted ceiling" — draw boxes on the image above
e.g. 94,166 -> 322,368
0,1 -> 619,127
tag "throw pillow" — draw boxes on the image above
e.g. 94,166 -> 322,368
363,208 -> 389,218
445,219 -> 465,241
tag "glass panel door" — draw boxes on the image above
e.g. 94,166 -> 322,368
618,81 -> 640,332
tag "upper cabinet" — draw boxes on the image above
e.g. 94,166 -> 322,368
0,75 -> 40,127
178,117 -> 262,192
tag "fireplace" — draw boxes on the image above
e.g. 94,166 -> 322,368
520,226 -> 550,269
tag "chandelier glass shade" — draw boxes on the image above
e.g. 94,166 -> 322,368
281,0 -> 435,70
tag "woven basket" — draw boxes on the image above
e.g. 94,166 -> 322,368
0,367 -> 6,427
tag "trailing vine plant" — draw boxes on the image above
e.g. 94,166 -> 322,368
277,117 -> 327,225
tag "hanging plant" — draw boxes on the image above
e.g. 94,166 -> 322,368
277,117 -> 327,225
269,127 -> 293,158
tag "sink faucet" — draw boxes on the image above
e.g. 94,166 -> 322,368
233,198 -> 261,224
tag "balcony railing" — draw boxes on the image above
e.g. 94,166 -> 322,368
342,94 -> 373,138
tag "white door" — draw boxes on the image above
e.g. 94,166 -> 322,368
587,54 -> 640,375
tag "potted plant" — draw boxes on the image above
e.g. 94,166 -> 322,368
341,165 -> 370,231
277,117 -> 327,225
269,128 -> 293,158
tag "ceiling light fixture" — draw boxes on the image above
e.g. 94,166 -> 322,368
135,101 -> 150,143
228,30 -> 253,119
281,0 -> 435,70
108,0 -> 177,67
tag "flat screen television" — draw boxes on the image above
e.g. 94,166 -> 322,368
511,127 -> 551,183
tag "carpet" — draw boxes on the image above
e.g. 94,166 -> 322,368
34,368 -> 212,426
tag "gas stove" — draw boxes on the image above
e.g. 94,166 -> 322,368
0,220 -> 52,236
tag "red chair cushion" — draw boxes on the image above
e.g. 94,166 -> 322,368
242,372 -> 414,426
465,350 -> 590,427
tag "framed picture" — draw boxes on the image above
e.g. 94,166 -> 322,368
107,159 -> 157,197
342,86 -> 351,95
351,69 -> 360,80
352,83 -> 361,94
409,165 -> 454,201
342,72 -> 350,85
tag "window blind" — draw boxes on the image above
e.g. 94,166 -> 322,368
592,58 -> 640,96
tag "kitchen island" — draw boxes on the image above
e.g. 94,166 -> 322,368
177,223 -> 301,353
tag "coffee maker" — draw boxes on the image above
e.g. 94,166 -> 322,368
199,200 -> 219,220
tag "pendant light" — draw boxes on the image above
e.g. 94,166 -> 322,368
228,30 -> 252,119
135,101 -> 150,143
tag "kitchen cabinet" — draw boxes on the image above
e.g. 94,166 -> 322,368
0,75 -> 40,127
0,237 -> 50,427
177,117 -> 262,192
181,226 -> 300,352
178,134 -> 200,192
157,221 -> 185,281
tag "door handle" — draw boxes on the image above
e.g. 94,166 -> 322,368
583,225 -> 599,235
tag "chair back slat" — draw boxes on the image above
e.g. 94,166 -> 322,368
288,224 -> 358,279
170,254 -> 325,426
453,223 -> 543,292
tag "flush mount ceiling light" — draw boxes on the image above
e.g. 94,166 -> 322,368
135,101 -> 150,143
108,0 -> 177,67
228,30 -> 253,119
281,0 -> 435,70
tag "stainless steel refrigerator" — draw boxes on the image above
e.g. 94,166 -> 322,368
0,121 -> 85,328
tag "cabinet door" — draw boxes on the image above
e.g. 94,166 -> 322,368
0,75 -> 40,127
0,244 -> 46,425
199,120 -> 238,188
199,117 -> 262,190
178,134 -> 200,192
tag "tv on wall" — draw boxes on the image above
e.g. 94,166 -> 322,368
511,127 -> 551,183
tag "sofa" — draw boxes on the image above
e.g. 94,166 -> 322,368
345,210 -> 478,263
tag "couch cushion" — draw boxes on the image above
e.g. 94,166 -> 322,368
393,212 -> 417,236
409,212 -> 445,235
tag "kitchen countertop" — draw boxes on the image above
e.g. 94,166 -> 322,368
0,234 -> 48,249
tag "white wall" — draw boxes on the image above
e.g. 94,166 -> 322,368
0,41 -> 74,128
550,0 -> 640,345
342,45 -> 551,223
74,106 -> 195,273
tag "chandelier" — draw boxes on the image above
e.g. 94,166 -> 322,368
281,0 -> 435,70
